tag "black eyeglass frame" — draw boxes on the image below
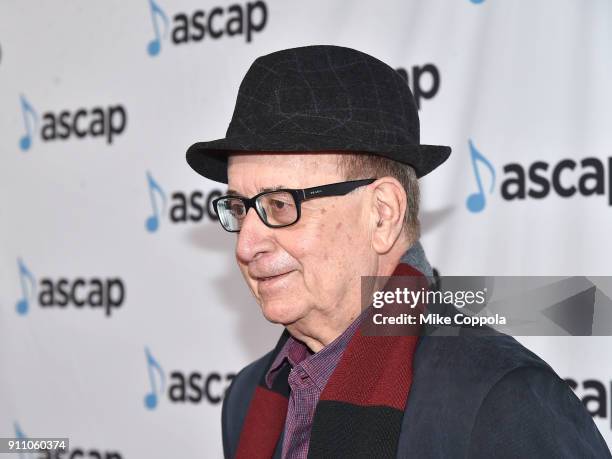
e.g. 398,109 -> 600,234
212,178 -> 377,232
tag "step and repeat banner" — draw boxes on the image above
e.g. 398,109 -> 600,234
1,0 -> 611,457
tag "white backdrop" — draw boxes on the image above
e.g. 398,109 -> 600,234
1,0 -> 611,457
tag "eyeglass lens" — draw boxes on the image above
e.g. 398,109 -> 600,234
217,191 -> 298,231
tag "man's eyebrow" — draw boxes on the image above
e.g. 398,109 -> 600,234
226,185 -> 287,196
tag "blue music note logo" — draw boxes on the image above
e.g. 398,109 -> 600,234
19,95 -> 38,151
14,421 -> 26,439
14,422 -> 32,459
16,258 -> 36,316
466,140 -> 496,213
144,347 -> 166,410
147,0 -> 169,57
145,171 -> 167,232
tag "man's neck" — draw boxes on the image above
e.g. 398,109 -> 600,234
286,240 -> 427,353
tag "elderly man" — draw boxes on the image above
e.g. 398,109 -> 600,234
186,46 -> 610,458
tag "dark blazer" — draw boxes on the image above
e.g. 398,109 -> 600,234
222,331 -> 611,458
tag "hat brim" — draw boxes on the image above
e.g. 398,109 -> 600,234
186,132 -> 451,184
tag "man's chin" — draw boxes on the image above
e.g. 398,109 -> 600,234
259,299 -> 304,326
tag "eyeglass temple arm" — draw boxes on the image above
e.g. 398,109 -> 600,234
302,178 -> 376,200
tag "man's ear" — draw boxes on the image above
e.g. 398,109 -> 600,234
368,177 -> 408,254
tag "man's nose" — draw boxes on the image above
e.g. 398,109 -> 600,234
235,207 -> 275,264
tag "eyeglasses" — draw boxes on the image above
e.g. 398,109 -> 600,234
212,178 -> 376,232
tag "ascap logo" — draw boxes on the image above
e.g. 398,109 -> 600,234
143,347 -> 234,409
396,64 -> 440,110
15,258 -> 126,317
144,171 -> 222,232
146,0 -> 268,57
18,94 -> 127,151
13,421 -> 122,459
466,140 -> 612,213
566,377 -> 612,430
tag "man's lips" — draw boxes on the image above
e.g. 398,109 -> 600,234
253,271 -> 293,282
251,271 -> 297,295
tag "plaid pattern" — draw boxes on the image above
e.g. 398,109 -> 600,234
186,45 -> 451,183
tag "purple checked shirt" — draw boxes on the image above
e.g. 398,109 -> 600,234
264,312 -> 365,459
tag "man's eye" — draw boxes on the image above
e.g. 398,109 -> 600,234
271,199 -> 287,210
230,204 -> 245,216
270,199 -> 295,212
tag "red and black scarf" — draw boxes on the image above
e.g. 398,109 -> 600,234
235,263 -> 424,458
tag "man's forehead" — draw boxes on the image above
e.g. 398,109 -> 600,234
227,151 -> 344,194
226,184 -> 287,196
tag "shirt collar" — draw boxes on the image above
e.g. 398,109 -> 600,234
265,308 -> 366,391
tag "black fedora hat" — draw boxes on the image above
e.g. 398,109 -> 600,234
186,45 -> 451,183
